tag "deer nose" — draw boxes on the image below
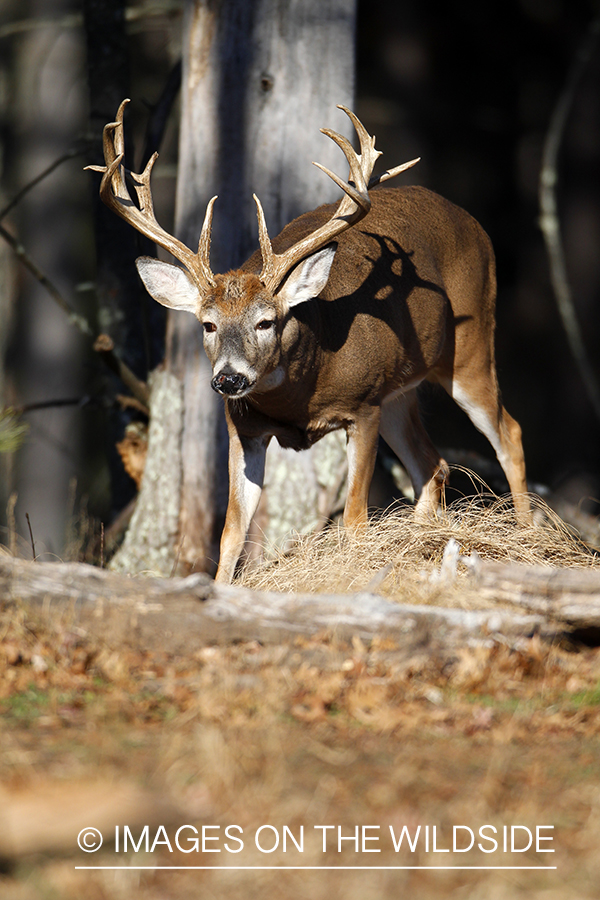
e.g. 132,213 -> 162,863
211,370 -> 250,396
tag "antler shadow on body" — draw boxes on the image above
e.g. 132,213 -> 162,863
88,101 -> 531,583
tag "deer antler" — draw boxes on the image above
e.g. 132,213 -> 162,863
85,99 -> 217,291
88,102 -> 418,297
254,106 -> 420,294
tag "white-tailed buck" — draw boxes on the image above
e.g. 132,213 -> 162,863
89,100 -> 530,583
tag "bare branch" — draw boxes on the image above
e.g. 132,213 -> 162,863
0,220 -> 93,336
0,221 -> 149,405
139,61 -> 182,170
25,513 -> 37,561
0,2 -> 183,41
93,334 -> 150,408
539,15 -> 600,422
0,12 -> 81,40
0,147 -> 88,223
10,398 -> 87,415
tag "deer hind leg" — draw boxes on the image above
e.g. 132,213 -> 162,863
441,372 -> 531,524
379,390 -> 449,520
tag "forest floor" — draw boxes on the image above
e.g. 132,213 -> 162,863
1,500 -> 600,899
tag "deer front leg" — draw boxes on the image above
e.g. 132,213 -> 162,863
344,407 -> 382,532
215,426 -> 268,584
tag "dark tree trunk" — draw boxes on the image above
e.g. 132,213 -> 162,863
83,0 -> 166,518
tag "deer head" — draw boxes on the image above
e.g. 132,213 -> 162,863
86,100 -> 418,398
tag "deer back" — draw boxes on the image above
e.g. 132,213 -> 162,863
236,184 -> 496,422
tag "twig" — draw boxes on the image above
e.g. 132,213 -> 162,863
0,220 -> 93,336
116,394 -> 151,416
0,147 -> 88,223
0,221 -> 150,406
103,498 -> 137,548
140,60 -> 182,170
25,513 -> 36,561
0,2 -> 183,40
94,335 -> 150,408
0,12 -> 81,40
6,493 -> 17,557
100,523 -> 105,569
539,15 -> 600,422
170,533 -> 185,577
11,397 -> 89,415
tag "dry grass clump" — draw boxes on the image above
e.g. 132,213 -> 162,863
239,494 -> 599,602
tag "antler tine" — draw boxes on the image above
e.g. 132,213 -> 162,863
320,128 -> 368,190
86,100 -> 217,291
312,160 -> 367,210
315,128 -> 371,212
130,152 -> 160,218
197,196 -> 218,287
112,98 -> 128,158
369,157 -> 421,188
337,105 -> 382,181
256,108 -> 419,294
90,99 -> 133,205
253,193 -> 275,284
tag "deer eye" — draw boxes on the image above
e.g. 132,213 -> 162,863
256,319 -> 274,331
203,321 -> 217,333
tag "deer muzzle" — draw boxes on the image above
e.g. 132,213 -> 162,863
211,370 -> 251,396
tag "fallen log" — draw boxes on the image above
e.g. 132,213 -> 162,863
466,556 -> 600,628
0,555 -> 554,652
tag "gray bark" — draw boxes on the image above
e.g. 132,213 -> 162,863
164,0 -> 357,573
467,557 -> 600,626
109,369 -> 183,575
0,555 -> 566,652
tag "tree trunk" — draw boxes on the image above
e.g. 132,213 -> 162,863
167,0 -> 357,574
7,0 -> 86,556
83,0 -> 167,519
108,369 -> 183,575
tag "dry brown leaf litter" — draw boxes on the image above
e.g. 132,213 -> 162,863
1,501 -> 600,899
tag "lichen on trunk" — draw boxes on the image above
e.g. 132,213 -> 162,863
109,369 -> 183,575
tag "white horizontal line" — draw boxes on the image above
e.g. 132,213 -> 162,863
75,865 -> 557,871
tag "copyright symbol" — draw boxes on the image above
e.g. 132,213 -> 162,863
77,827 -> 103,852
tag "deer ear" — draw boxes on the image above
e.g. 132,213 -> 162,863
277,244 -> 337,309
136,257 -> 200,314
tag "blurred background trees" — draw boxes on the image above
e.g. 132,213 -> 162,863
0,0 -> 599,565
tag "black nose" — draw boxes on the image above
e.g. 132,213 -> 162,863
211,371 -> 250,396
